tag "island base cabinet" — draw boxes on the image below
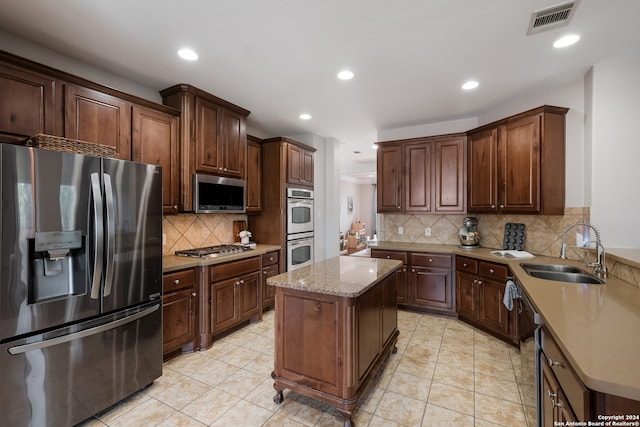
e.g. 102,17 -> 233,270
272,273 -> 399,427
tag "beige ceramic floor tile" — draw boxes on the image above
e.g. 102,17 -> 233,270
199,340 -> 239,359
374,390 -> 427,427
216,368 -> 266,398
475,357 -> 517,382
163,352 -> 214,376
436,347 -> 475,369
156,412 -> 207,426
242,351 -> 275,377
387,370 -> 432,401
244,377 -> 289,412
421,403 -> 475,426
475,393 -> 527,426
368,414 -> 404,426
475,371 -> 522,404
209,399 -> 274,426
221,345 -> 263,368
403,341 -> 440,364
427,381 -> 475,417
153,377 -> 212,409
180,387 -> 241,425
433,363 -> 475,391
189,358 -> 240,386
94,391 -> 150,424
108,398 -> 176,427
262,412 -> 309,426
394,356 -> 436,379
358,381 -> 386,414
440,335 -> 475,355
145,367 -> 186,397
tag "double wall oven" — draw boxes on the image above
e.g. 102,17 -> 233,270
286,188 -> 314,271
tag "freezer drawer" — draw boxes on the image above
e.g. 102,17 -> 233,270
0,302 -> 162,427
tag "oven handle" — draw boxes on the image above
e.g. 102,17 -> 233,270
289,238 -> 313,247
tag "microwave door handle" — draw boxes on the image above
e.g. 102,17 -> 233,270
90,173 -> 104,300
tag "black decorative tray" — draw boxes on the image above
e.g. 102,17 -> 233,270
503,223 -> 526,251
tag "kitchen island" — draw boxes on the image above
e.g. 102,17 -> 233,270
267,256 -> 402,427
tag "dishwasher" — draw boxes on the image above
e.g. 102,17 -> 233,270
517,281 -> 543,427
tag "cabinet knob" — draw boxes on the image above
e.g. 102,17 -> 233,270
239,279 -> 244,284
552,399 -> 564,409
500,204 -> 505,209
397,205 -> 401,210
428,258 -> 433,262
489,268 -> 495,274
386,255 -> 391,259
263,270 -> 268,274
491,204 -> 496,209
547,390 -> 557,399
548,358 -> 563,367
192,292 -> 197,297
478,280 -> 483,286
411,268 -> 415,272
463,263 -> 468,267
174,279 -> 180,285
173,205 -> 178,211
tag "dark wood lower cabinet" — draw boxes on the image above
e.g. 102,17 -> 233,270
261,251 -> 280,309
162,268 -> 198,358
455,256 -> 516,344
272,272 -> 398,427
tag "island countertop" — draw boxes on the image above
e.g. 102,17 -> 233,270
267,256 -> 402,298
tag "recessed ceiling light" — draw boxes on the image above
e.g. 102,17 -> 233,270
337,70 -> 354,80
299,113 -> 311,120
178,49 -> 198,61
553,34 -> 580,48
462,80 -> 479,90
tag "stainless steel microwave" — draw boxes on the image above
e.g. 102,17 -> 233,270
193,174 -> 246,213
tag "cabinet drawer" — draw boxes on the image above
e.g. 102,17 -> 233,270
478,261 -> 508,281
370,249 -> 408,264
163,268 -> 197,293
456,256 -> 478,274
210,256 -> 261,283
410,252 -> 452,269
541,328 -> 590,419
262,251 -> 279,267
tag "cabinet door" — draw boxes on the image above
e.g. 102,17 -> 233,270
404,141 -> 432,213
64,84 -> 131,159
262,264 -> 278,308
477,278 -> 510,337
499,115 -> 540,212
410,266 -> 454,311
540,353 -> 557,427
238,272 -> 261,321
456,271 -> 477,319
194,96 -> 221,173
0,62 -> 57,140
132,106 -> 179,214
286,143 -> 303,185
162,288 -> 196,354
381,273 -> 398,347
220,107 -> 246,178
376,145 -> 402,212
211,278 -> 239,333
246,137 -> 262,212
357,284 -> 382,381
467,128 -> 498,212
302,148 -> 314,185
396,266 -> 408,305
434,136 -> 465,212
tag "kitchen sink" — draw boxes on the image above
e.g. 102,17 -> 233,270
520,263 -> 585,274
520,263 -> 605,284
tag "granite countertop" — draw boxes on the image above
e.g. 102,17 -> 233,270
371,241 -> 640,401
162,244 -> 281,273
267,256 -> 402,298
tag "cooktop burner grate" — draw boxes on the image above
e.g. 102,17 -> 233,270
175,244 -> 252,258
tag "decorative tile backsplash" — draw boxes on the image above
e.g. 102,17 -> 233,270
380,207 -> 640,287
162,213 -> 248,256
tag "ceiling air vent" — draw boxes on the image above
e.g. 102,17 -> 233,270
527,0 -> 579,35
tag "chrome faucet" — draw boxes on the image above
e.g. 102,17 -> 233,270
560,222 -> 607,279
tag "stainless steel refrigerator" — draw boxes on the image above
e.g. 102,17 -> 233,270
0,144 -> 163,426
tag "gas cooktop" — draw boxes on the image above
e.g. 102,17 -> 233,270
175,244 -> 252,259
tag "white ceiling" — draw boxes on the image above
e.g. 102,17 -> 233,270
1,0 -> 639,177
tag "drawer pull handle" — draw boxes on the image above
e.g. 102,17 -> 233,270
548,358 -> 563,367
174,279 -> 180,285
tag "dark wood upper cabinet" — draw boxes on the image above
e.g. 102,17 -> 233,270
467,105 -> 568,214
286,142 -> 314,187
64,84 -> 131,160
0,61 -> 58,142
160,84 -> 250,211
246,135 -> 262,212
131,105 -> 179,214
377,134 -> 466,214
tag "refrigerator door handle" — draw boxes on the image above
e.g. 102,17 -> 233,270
7,304 -> 159,355
103,173 -> 115,297
90,173 -> 104,299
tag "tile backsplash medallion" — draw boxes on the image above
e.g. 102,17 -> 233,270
380,207 -> 640,287
162,213 -> 248,256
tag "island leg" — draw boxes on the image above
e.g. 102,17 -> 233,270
336,408 -> 354,427
271,374 -> 285,404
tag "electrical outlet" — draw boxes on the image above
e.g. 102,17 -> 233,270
162,233 -> 166,245
424,227 -> 432,236
398,226 -> 404,235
